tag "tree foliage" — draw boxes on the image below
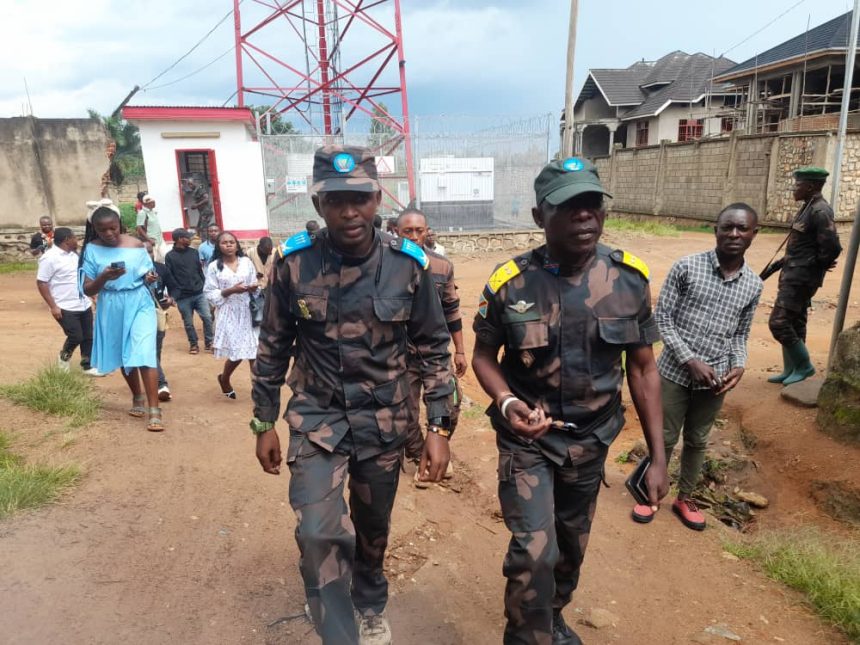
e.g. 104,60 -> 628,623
87,109 -> 144,184
249,105 -> 296,135
369,102 -> 397,147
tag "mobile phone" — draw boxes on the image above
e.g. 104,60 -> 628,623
110,261 -> 126,269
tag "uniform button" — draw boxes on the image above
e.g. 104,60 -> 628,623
389,240 -> 397,247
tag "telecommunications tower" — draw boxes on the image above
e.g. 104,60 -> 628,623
233,0 -> 415,203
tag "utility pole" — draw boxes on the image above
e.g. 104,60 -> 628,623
827,1 -> 860,371
562,0 -> 579,157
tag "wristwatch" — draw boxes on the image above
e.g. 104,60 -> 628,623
249,417 -> 275,435
426,416 -> 452,439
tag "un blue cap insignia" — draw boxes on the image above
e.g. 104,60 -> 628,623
333,153 -> 356,173
562,157 -> 584,172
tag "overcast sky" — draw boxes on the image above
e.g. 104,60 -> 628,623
1,0 -> 855,124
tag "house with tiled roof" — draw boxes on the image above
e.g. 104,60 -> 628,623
572,51 -> 736,156
714,11 -> 860,133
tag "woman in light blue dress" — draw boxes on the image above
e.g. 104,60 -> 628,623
80,205 -> 163,431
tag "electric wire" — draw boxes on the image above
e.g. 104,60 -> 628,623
721,0 -> 809,57
140,2 -> 241,90
146,46 -> 234,91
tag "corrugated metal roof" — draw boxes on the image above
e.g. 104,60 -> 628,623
717,11 -> 853,79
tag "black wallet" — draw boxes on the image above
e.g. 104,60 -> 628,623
624,456 -> 651,506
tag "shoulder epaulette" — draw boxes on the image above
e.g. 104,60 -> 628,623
611,249 -> 650,281
393,237 -> 430,270
276,231 -> 313,259
486,258 -> 522,294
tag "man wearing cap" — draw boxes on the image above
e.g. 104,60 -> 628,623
472,157 -> 669,645
136,195 -> 168,262
183,177 -> 214,236
764,167 -> 842,385
164,228 -> 214,354
251,145 -> 453,645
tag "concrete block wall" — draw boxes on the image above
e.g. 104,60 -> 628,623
591,130 -> 860,224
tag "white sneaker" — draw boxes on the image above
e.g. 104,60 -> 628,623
82,367 -> 105,377
356,612 -> 392,645
158,386 -> 172,402
57,356 -> 70,372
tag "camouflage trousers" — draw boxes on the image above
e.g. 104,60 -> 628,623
287,433 -> 401,645
769,284 -> 816,346
403,362 -> 462,461
496,431 -> 609,645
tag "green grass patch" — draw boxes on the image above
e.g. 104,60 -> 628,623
461,404 -> 486,421
0,366 -> 101,428
615,450 -> 631,464
725,527 -> 860,641
604,218 -> 680,237
0,430 -> 80,519
0,261 -> 37,274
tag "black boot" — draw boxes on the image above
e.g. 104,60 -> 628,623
552,610 -> 583,644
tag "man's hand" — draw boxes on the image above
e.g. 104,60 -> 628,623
714,367 -> 744,395
645,459 -> 669,507
453,352 -> 468,377
418,431 -> 450,482
256,429 -> 282,475
50,306 -> 62,321
505,399 -> 552,441
685,358 -> 716,387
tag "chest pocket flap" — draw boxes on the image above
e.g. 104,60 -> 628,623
598,317 -> 640,345
507,320 -> 549,349
373,297 -> 413,322
291,293 -> 328,321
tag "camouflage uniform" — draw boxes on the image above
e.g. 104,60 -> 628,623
252,227 -> 453,644
768,195 -> 842,346
191,184 -> 214,233
404,248 -> 462,460
474,243 -> 658,645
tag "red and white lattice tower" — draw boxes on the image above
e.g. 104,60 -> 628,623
233,0 -> 415,203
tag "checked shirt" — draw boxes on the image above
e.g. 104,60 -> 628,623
656,250 -> 762,389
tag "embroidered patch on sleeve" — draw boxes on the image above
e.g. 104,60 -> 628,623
477,293 -> 489,318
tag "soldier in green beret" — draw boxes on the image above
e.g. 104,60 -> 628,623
763,166 -> 842,385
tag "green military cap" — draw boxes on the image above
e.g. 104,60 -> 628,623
534,157 -> 612,206
312,144 -> 379,194
793,166 -> 829,180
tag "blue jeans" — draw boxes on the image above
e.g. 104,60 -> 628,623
175,292 -> 213,348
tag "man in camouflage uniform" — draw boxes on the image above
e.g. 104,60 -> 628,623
472,157 -> 669,645
765,167 -> 842,386
250,145 -> 454,645
183,177 -> 215,235
396,208 -> 466,483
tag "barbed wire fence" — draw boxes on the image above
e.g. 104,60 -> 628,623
260,113 -> 556,236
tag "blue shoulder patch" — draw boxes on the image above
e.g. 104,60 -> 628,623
395,238 -> 430,270
277,231 -> 313,259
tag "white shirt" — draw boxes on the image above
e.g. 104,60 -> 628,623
37,246 -> 92,312
430,242 -> 446,256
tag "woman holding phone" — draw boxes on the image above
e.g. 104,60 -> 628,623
79,201 -> 163,431
204,231 -> 258,399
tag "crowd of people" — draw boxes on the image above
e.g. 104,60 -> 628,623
28,144 -> 842,645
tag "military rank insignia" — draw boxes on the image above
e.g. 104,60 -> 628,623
486,259 -> 521,294
297,299 -> 312,319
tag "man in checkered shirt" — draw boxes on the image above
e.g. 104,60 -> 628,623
632,203 -> 763,531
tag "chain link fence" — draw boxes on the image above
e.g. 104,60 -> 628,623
260,114 -> 555,236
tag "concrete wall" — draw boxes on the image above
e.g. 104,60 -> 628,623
132,119 -> 268,240
594,130 -> 859,223
0,117 -> 109,228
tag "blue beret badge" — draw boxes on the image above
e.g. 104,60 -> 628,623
562,157 -> 584,172
333,153 -> 356,173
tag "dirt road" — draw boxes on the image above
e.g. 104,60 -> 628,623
1,228 -> 858,644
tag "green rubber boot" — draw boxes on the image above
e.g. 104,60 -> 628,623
783,340 -> 816,385
767,345 -> 794,384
